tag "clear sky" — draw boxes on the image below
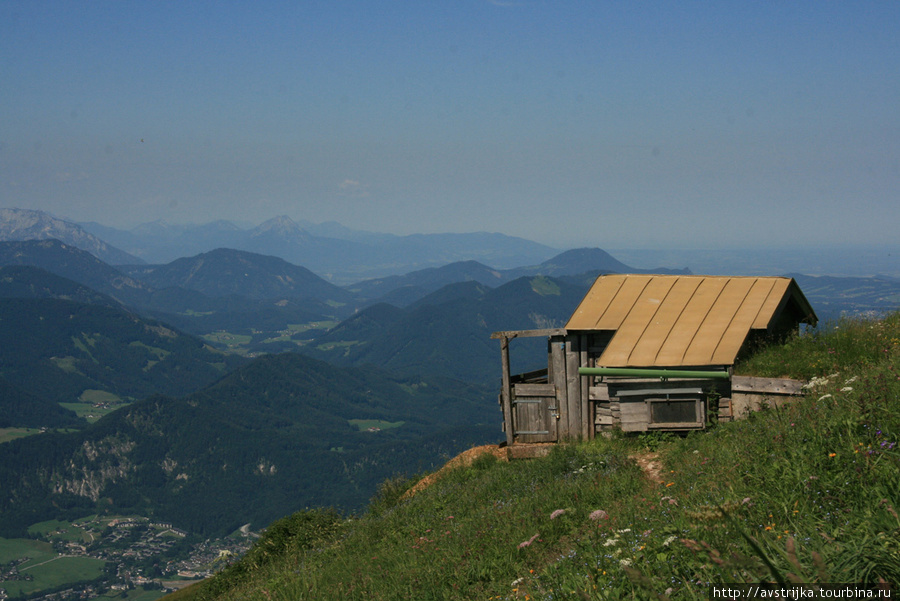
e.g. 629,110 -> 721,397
2,1 -> 898,249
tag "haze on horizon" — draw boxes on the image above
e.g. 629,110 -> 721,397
2,1 -> 898,250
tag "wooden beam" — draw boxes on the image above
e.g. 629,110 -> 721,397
491,328 -> 567,340
566,336 -> 582,439
580,334 -> 592,440
731,376 -> 805,395
499,336 -> 514,446
514,383 -> 556,397
550,335 -> 569,440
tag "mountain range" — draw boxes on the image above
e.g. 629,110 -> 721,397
2,205 -> 900,553
346,248 -> 689,305
78,213 -> 560,282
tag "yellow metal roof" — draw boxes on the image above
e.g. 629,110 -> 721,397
565,274 -> 815,367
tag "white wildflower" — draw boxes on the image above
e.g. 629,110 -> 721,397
603,538 -> 619,547
663,535 -> 677,546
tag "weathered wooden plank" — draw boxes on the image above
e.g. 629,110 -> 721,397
514,383 -> 556,397
514,398 -> 548,443
619,401 -> 648,416
731,376 -> 804,395
718,398 -> 732,413
566,335 -> 583,439
550,335 -> 569,440
510,367 -> 549,384
606,377 -> 717,388
589,385 -> 610,401
622,422 -> 648,432
491,328 -> 567,340
648,422 -> 704,430
580,334 -> 591,440
619,401 -> 649,428
595,414 -> 614,425
620,416 -> 648,425
500,336 -> 514,446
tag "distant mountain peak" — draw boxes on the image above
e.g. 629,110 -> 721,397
0,208 -> 142,265
253,215 -> 306,237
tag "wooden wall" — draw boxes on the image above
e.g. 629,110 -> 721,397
498,329 -> 807,444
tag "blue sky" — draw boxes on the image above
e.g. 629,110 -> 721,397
2,1 -> 898,249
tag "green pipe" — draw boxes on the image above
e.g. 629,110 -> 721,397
578,367 -> 730,380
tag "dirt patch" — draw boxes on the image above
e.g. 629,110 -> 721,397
630,451 -> 664,484
401,445 -> 509,499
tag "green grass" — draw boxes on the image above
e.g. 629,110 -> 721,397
60,402 -> 122,423
0,427 -> 41,444
50,355 -> 82,374
202,331 -> 253,349
288,321 -> 339,333
170,313 -> 900,601
27,519 -> 89,542
129,340 -> 172,359
0,537 -> 55,564
97,588 -> 166,601
27,519 -> 73,536
530,276 -> 562,296
316,340 -> 361,352
736,312 -> 900,380
79,389 -> 123,404
3,555 -> 106,597
99,587 -> 166,601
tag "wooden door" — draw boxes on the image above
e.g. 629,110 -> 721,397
511,383 -> 558,443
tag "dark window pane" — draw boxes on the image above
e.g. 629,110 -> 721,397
650,399 -> 697,423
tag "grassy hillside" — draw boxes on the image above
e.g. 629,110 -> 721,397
172,313 -> 899,600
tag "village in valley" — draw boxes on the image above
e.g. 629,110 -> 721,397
0,516 -> 257,600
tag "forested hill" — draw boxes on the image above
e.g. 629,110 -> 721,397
307,275 -> 591,383
0,352 -> 499,537
118,247 -> 354,302
0,239 -> 151,306
0,297 -> 245,406
0,264 -> 122,308
0,377 -> 83,429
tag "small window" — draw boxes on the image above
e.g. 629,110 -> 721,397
650,399 -> 698,424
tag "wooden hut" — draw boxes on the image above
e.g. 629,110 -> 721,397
493,274 -> 817,450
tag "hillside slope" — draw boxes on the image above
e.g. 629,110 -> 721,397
120,247 -> 354,303
0,297 -> 244,406
0,353 -> 499,538
0,208 -> 142,265
175,312 -> 900,600
307,275 -> 589,383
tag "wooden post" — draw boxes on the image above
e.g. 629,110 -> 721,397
580,334 -> 591,439
550,335 -> 569,440
565,335 -> 582,439
500,336 -> 514,446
